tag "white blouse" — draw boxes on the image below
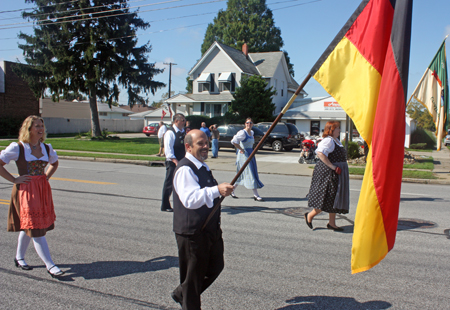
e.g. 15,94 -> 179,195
230,129 -> 254,145
0,142 -> 58,164
315,136 -> 343,157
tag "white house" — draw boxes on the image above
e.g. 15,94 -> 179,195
165,41 -> 307,117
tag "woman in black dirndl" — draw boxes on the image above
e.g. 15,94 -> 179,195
304,121 -> 349,231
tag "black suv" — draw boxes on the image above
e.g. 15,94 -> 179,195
216,124 -> 264,149
254,122 -> 299,151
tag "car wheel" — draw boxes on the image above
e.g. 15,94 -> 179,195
284,146 -> 293,151
272,140 -> 283,152
145,134 -> 150,137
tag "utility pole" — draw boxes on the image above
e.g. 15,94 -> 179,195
163,62 -> 177,99
164,62 -> 177,118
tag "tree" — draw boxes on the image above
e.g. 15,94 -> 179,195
16,0 -> 165,136
407,101 -> 436,131
151,91 -> 175,108
201,0 -> 294,75
228,75 -> 276,123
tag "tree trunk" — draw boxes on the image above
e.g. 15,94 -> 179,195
89,88 -> 102,137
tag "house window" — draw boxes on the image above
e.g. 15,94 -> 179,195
281,81 -> 284,97
122,113 -> 128,117
201,102 -> 205,113
210,73 -> 215,92
213,104 -> 221,117
99,112 -> 107,116
231,73 -> 236,92
197,72 -> 211,93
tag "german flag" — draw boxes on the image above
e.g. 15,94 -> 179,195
310,0 -> 413,274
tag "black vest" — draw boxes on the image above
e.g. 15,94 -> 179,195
173,157 -> 221,235
168,127 -> 186,161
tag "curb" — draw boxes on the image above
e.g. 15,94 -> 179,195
58,156 -> 450,185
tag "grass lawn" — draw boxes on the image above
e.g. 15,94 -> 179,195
405,148 -> 432,152
348,167 -> 437,179
0,137 -> 160,155
403,156 -> 434,170
56,151 -> 165,161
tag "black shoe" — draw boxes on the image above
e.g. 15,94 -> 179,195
47,265 -> 65,278
161,208 -> 173,212
171,292 -> 182,306
14,258 -> 33,271
230,193 -> 238,199
327,223 -> 344,232
304,212 -> 313,229
253,196 -> 264,201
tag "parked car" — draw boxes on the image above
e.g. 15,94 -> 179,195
143,122 -> 169,136
285,122 -> 304,147
445,130 -> 450,146
254,122 -> 299,151
216,124 -> 264,149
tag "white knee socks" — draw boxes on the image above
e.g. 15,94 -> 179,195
15,232 -> 61,273
16,231 -> 32,266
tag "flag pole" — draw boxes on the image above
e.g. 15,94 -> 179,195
202,74 -> 312,230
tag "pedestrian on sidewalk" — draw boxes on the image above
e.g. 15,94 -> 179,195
210,124 -> 220,158
231,117 -> 264,201
160,113 -> 186,212
171,129 -> 234,309
304,121 -> 349,231
157,121 -> 167,157
0,115 -> 65,278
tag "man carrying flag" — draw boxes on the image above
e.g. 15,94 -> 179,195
407,38 -> 448,150
310,0 -> 413,273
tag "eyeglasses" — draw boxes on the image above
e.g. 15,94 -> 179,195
246,122 -> 253,124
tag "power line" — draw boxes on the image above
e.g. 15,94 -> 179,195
0,0 -> 225,29
0,0 -> 180,22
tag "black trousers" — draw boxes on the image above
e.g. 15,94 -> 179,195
161,161 -> 176,210
173,228 -> 224,310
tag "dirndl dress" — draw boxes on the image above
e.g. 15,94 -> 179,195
307,139 -> 349,214
234,130 -> 264,189
6,143 -> 56,237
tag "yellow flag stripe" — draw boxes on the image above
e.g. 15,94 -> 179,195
313,37 -> 381,146
351,149 -> 388,273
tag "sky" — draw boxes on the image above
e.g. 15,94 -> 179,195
1,0 -> 449,106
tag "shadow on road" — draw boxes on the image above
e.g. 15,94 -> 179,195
277,296 -> 391,309
58,255 -> 178,281
400,197 -> 444,202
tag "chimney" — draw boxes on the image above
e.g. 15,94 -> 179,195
242,43 -> 248,57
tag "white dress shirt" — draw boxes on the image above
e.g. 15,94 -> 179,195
315,136 -> 343,157
157,125 -> 167,139
0,142 -> 58,164
173,153 -> 220,209
164,124 -> 184,161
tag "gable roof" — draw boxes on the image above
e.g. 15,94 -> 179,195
188,41 -> 259,76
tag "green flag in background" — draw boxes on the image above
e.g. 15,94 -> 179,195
408,38 -> 448,150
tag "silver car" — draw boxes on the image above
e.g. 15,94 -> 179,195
445,130 -> 450,146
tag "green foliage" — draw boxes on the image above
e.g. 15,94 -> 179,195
410,128 -> 436,149
185,115 -> 210,129
151,91 -> 175,108
186,76 -> 193,93
406,101 -> 435,130
342,140 -> 362,159
409,143 -> 427,149
228,75 -> 276,124
15,0 -> 165,136
0,118 -> 23,137
201,0 -> 294,75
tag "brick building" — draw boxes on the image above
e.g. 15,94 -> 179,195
0,60 -> 39,119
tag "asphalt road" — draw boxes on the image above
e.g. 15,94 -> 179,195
0,159 -> 449,309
